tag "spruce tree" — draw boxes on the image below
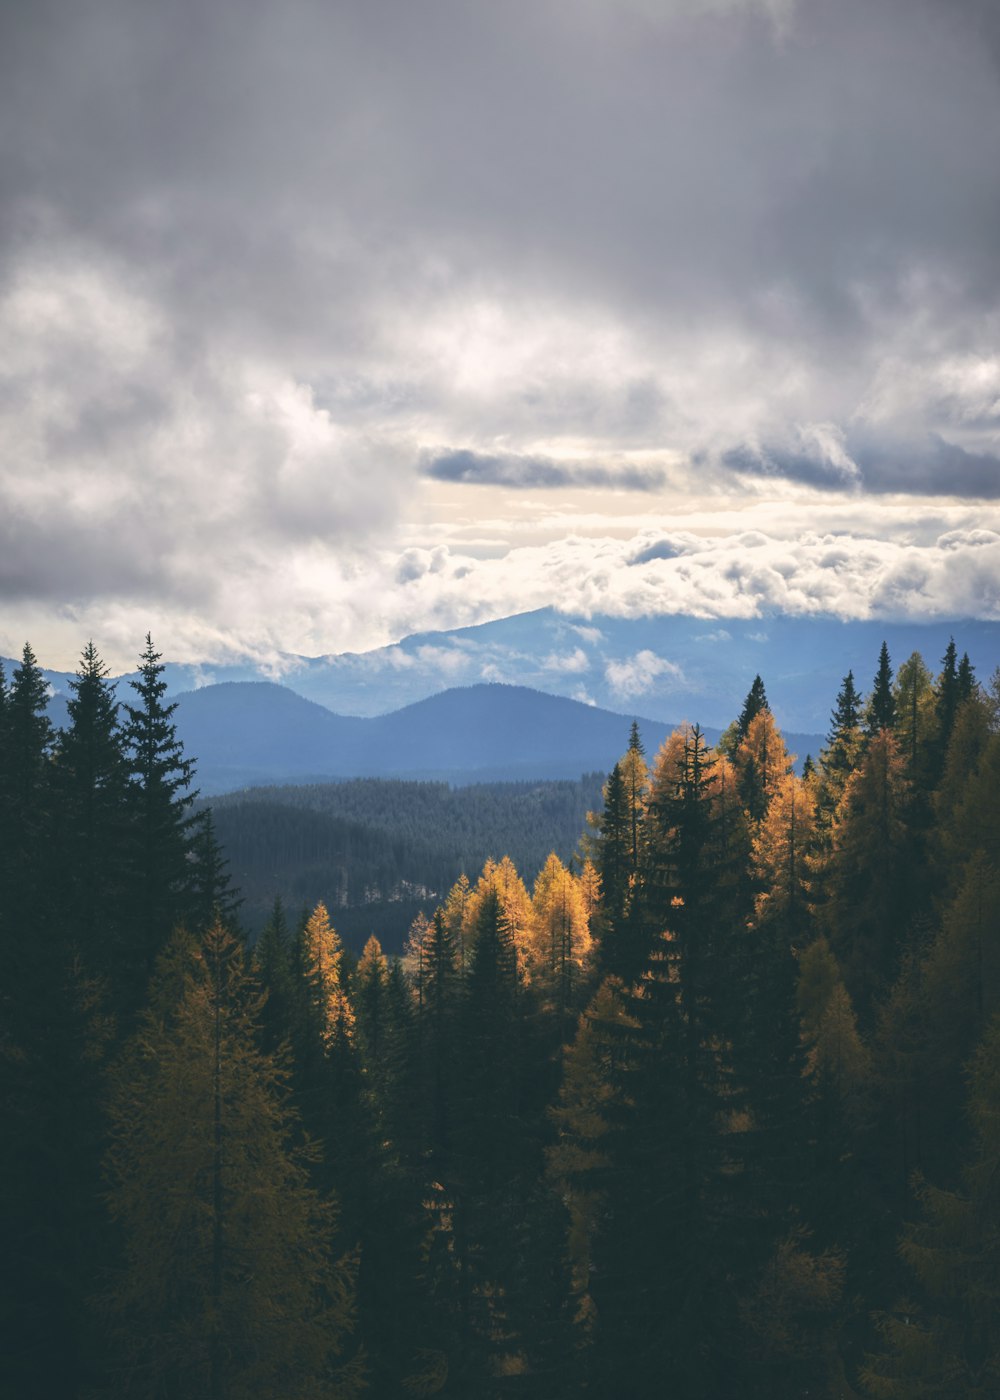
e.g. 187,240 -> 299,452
823,729 -> 912,1018
121,634 -> 198,1002
867,642 -> 896,734
52,642 -> 130,962
1,643 -> 54,940
737,674 -> 770,743
861,1014 -> 1000,1397
893,651 -> 935,773
188,807 -> 241,933
957,650 -> 976,703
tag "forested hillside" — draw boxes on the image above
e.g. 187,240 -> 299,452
204,775 -> 606,943
3,630 -> 1000,1397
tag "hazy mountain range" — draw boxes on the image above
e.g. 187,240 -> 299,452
168,681 -> 829,795
12,608 -> 999,794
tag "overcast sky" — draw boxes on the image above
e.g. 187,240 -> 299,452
2,0 -> 1000,670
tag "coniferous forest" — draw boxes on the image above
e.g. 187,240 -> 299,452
4,631 -> 1000,1399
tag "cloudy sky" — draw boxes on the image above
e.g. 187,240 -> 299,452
2,0 -> 1000,671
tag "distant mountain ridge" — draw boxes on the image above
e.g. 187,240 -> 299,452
10,607 -> 1000,736
170,680 -> 824,795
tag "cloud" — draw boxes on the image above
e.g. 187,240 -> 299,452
567,623 -> 605,644
4,0 -> 1000,665
605,650 -> 684,697
542,647 -> 590,673
421,449 -> 666,492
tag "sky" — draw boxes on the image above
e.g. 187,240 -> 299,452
2,0 -> 1000,672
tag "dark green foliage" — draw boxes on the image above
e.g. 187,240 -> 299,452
957,649 -> 976,702
121,634 -> 199,999
5,630 -> 1000,1399
867,642 -> 896,734
737,673 -> 770,742
204,772 -> 606,942
593,763 -> 631,951
188,807 -> 242,932
51,643 -> 130,960
0,644 -> 55,936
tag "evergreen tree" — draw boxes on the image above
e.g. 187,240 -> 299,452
737,674 -> 770,744
893,651 -> 936,774
867,642 -> 896,735
52,642 -> 130,960
818,669 -> 864,831
0,643 -> 54,939
353,934 -> 389,1075
823,729 -> 912,1017
450,888 -> 526,1386
189,807 -> 241,933
861,1014 -> 1000,1397
957,650 -> 976,703
103,920 -> 361,1399
734,708 -> 793,825
255,895 -> 295,1055
121,634 -> 198,1002
935,637 -> 960,755
593,762 -> 630,937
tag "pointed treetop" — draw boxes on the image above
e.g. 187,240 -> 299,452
866,642 -> 896,734
958,651 -> 976,702
736,675 -> 769,743
628,719 -> 645,755
829,670 -> 861,741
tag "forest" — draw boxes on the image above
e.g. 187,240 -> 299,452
203,774 -> 606,941
1,631 -> 998,1398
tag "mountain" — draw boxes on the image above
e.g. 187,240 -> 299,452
11,608 -> 999,740
171,681 -> 677,793
258,610 -> 1000,732
172,679 -> 824,795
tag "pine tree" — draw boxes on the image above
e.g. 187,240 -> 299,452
450,888 -> 526,1385
52,642 -> 131,960
893,651 -> 936,774
818,670 -> 863,828
867,642 -> 896,735
957,651 -> 976,703
353,934 -> 389,1074
120,634 -> 198,1002
936,637 -> 960,753
737,674 -> 770,743
593,762 -> 630,937
0,643 -> 55,940
188,808 -> 242,934
255,895 -> 295,1055
744,774 -> 816,1221
861,1013 -> 1000,1397
734,708 -> 793,825
103,920 -> 362,1399
823,729 -> 912,1017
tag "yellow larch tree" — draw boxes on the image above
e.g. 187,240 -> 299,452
734,708 -> 794,824
751,772 -> 817,942
463,856 -> 534,980
301,901 -> 355,1048
104,920 -> 362,1399
529,853 -> 592,1011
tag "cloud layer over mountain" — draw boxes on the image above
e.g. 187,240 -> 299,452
2,0 -> 999,666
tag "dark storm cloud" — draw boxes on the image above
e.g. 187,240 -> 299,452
2,0 -> 1000,643
4,0 -> 999,349
423,449 -> 666,492
726,432 -> 1000,497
